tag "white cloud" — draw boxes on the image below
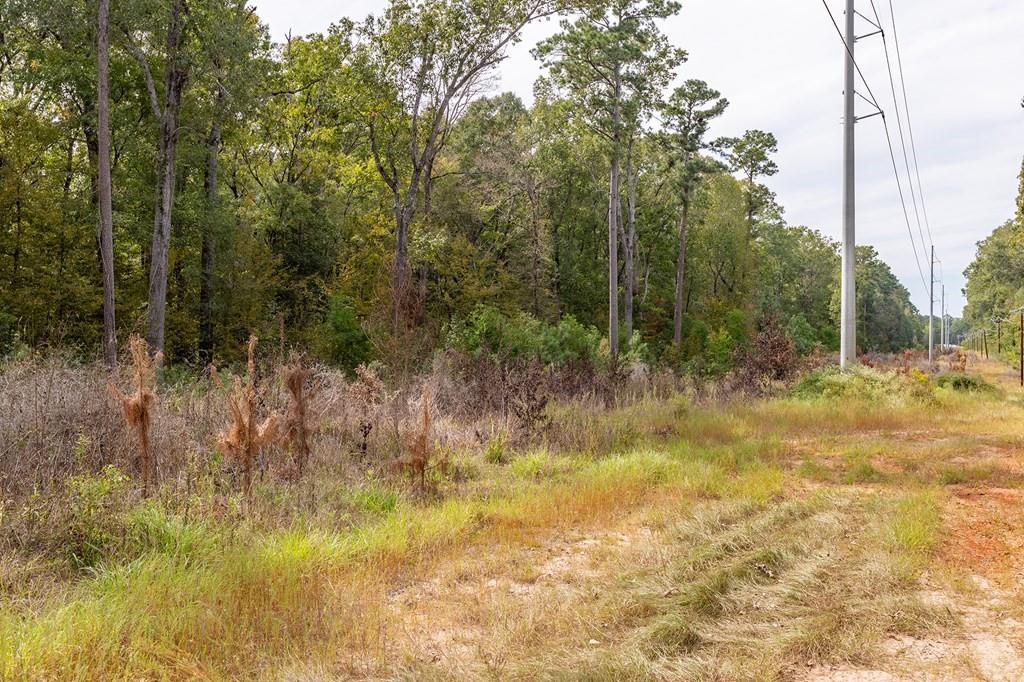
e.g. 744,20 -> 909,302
249,0 -> 1024,316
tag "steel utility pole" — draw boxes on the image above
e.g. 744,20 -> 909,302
840,0 -> 857,369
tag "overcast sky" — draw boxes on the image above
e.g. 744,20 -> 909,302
250,0 -> 1024,317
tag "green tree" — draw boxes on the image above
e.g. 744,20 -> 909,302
717,129 -> 779,234
534,0 -> 684,358
357,0 -> 556,334
658,79 -> 728,347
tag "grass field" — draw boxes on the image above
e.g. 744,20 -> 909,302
3,355 -> 1024,680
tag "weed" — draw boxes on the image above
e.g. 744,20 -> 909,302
214,336 -> 280,493
484,433 -> 509,465
108,335 -> 161,494
281,355 -> 314,478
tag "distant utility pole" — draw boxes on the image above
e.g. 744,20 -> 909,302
840,0 -> 856,369
928,245 -> 935,363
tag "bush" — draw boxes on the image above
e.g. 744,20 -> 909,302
448,304 -> 600,367
785,315 -> 818,355
0,308 -> 16,358
792,366 -> 933,405
705,329 -> 736,377
936,372 -> 995,393
733,317 -> 798,392
61,465 -> 130,569
316,293 -> 371,372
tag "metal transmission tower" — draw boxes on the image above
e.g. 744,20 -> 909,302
840,0 -> 856,369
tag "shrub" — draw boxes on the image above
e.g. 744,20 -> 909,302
733,316 -> 799,392
448,304 -> 600,367
316,293 -> 371,372
108,335 -> 161,495
0,308 -> 16,358
936,372 -> 995,393
705,329 -> 736,377
785,315 -> 818,355
214,336 -> 281,493
281,357 -> 314,478
542,315 -> 601,365
62,465 -> 130,569
792,366 -> 933,404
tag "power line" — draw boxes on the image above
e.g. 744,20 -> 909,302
820,0 -> 883,111
820,0 -> 929,296
871,0 -> 929,256
886,0 -> 934,246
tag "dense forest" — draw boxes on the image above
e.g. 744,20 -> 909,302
0,0 -> 927,371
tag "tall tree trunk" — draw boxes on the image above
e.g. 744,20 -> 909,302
146,0 -> 187,355
552,218 -> 562,318
607,63 -> 622,364
96,0 -> 117,368
745,171 -> 756,237
199,111 -> 221,365
392,201 -> 411,333
621,137 -> 638,342
391,160 -> 422,334
672,192 -> 691,347
527,179 -> 542,317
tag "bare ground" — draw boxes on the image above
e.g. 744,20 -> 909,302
307,357 -> 1024,681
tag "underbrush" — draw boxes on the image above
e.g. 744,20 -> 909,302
792,366 -> 935,405
935,371 -> 997,393
0,350 -> 1000,679
0,441 -> 787,679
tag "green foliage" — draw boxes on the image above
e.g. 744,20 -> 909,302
705,329 -> 736,377
449,305 -> 600,366
785,315 -> 818,355
346,479 -> 399,517
0,0 -> 921,375
484,434 -> 510,465
62,466 -> 130,569
829,246 -> 923,352
792,367 -> 933,405
935,372 -> 995,393
124,504 -> 219,562
316,294 -> 372,372
0,308 -> 17,357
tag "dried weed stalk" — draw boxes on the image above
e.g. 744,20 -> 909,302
281,354 -> 314,479
391,390 -> 439,490
348,363 -> 385,456
108,335 -> 162,495
214,335 -> 280,492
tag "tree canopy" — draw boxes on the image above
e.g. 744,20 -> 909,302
0,0 -> 927,369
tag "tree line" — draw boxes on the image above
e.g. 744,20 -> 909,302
0,0 -> 926,371
963,156 -> 1024,336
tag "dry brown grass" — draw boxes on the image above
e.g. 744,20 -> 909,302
8,351 -> 1024,680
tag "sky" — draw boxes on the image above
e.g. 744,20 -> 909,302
250,0 -> 1024,317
